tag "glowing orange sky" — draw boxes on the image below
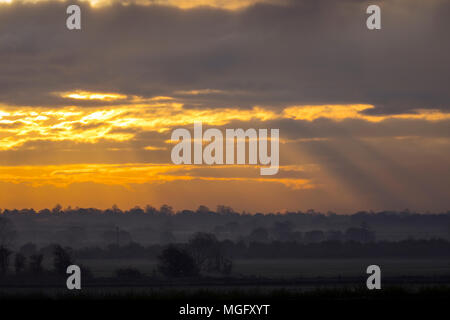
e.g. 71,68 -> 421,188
0,0 -> 283,10
0,90 -> 449,212
1,0 -> 449,213
1,93 -> 448,151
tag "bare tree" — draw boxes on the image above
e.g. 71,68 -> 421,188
188,232 -> 233,275
157,245 -> 198,278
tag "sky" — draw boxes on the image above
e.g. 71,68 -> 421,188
0,0 -> 449,213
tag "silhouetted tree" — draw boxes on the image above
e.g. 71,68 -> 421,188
111,204 -> 122,214
53,245 -> 74,275
157,245 -> 198,278
145,205 -> 157,215
14,253 -> 26,274
196,205 -> 210,215
0,246 -> 12,275
217,205 -> 235,215
188,232 -> 219,269
29,254 -> 44,274
188,232 -> 232,274
52,204 -> 62,214
220,258 -> 233,276
160,204 -> 174,215
19,242 -> 37,257
129,206 -> 144,215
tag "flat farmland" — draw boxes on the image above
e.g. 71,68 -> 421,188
77,258 -> 450,278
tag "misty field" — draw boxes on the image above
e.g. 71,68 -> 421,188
77,258 -> 450,278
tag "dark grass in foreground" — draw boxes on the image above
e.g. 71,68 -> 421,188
1,286 -> 449,301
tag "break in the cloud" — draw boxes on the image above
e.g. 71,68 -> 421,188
0,0 -> 449,212
1,99 -> 449,151
0,0 -> 282,9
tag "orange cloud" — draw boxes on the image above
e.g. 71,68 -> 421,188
1,99 -> 449,151
0,0 -> 283,10
283,105 -> 450,122
58,91 -> 127,101
0,102 -> 277,150
0,163 -> 313,189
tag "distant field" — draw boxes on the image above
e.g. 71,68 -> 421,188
78,258 -> 450,278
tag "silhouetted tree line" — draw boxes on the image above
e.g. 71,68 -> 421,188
0,231 -> 233,280
1,211 -> 449,266
0,242 -> 93,279
1,207 -> 449,281
68,238 -> 450,260
2,205 -> 449,221
246,222 -> 376,243
2,205 -> 449,246
3,237 -> 448,281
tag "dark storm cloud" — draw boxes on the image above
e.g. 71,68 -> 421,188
223,117 -> 450,141
0,0 -> 448,113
